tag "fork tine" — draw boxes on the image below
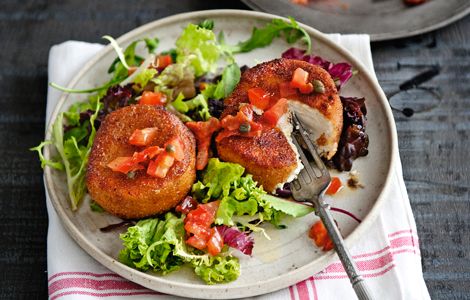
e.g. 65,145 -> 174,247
292,113 -> 330,179
291,133 -> 315,185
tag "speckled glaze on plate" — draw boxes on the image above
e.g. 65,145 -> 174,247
243,0 -> 470,41
44,10 -> 397,299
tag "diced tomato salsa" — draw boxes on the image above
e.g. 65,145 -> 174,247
129,127 -> 159,146
309,220 -> 334,251
184,201 -> 224,256
108,130 -> 184,179
139,91 -> 166,106
247,87 -> 271,110
186,117 -> 220,170
326,177 -> 343,195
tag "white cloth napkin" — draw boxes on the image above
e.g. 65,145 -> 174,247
46,36 -> 430,300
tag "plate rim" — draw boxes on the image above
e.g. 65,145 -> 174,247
44,9 -> 398,299
241,0 -> 470,41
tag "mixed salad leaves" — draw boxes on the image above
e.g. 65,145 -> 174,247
32,17 -> 361,284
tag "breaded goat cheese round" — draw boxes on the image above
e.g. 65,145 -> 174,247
86,105 -> 196,219
217,58 -> 343,192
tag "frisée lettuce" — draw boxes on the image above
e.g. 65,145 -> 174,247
176,23 -> 221,77
119,212 -> 240,284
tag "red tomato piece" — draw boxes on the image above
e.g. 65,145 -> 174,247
201,200 -> 220,217
186,117 -> 220,170
107,157 -> 144,174
290,67 -> 309,89
164,136 -> 185,162
128,127 -> 158,146
185,201 -> 220,228
207,228 -> 224,256
219,114 -> 243,131
326,177 -> 343,195
260,98 -> 288,127
308,220 -> 334,251
156,55 -> 173,70
132,146 -> 163,162
298,82 -> 314,94
146,153 -> 175,178
217,105 -> 263,142
247,87 -> 271,110
184,221 -> 212,240
279,81 -> 297,98
186,235 -> 207,250
139,91 -> 166,106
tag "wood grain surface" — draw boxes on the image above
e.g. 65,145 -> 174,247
0,1 -> 468,299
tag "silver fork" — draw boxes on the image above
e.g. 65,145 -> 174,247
289,112 -> 373,300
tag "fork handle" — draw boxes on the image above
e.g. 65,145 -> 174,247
315,196 -> 374,300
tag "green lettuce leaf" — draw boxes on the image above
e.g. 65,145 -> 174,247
171,93 -> 211,121
29,141 -> 64,171
107,40 -> 143,81
49,100 -> 99,210
192,158 -> 245,203
89,201 -> 105,213
261,194 -> 314,218
175,23 -> 221,76
216,196 -> 258,226
107,37 -> 159,80
119,212 -> 240,283
193,255 -> 240,285
144,37 -> 160,53
198,63 -> 240,101
132,68 -> 158,89
213,63 -> 241,100
225,17 -> 311,54
197,19 -> 215,30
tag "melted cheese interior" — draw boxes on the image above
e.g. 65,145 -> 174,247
287,100 -> 337,157
273,100 -> 337,191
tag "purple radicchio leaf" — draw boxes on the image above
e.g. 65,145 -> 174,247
101,84 -> 135,114
216,225 -> 254,256
275,183 -> 292,198
281,47 -> 354,90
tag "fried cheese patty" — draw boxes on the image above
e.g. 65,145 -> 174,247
217,58 -> 343,192
86,105 -> 196,219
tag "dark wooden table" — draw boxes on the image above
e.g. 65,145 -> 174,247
1,1 -> 468,299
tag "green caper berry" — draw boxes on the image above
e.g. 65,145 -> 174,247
313,79 -> 325,94
166,144 -> 176,153
127,171 -> 136,179
239,122 -> 251,133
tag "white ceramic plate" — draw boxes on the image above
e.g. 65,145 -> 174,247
44,10 -> 397,299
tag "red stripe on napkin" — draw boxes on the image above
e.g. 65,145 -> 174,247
51,290 -> 161,300
49,278 -> 146,295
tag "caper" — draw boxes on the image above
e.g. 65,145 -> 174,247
166,144 -> 176,153
127,171 -> 136,179
239,122 -> 251,133
313,79 -> 325,94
